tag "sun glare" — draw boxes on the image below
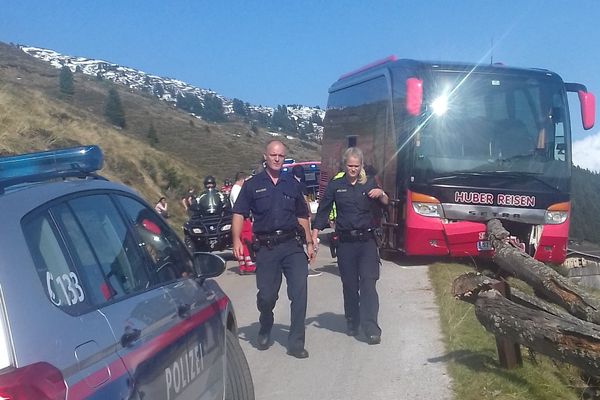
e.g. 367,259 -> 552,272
431,95 -> 449,116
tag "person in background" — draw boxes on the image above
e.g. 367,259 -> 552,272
181,186 -> 195,214
232,139 -> 314,359
230,172 -> 245,207
194,175 -> 229,215
154,196 -> 169,218
221,178 -> 233,196
231,171 -> 255,275
311,147 -> 388,345
292,165 -> 322,277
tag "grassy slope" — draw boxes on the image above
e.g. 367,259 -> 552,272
428,262 -> 586,400
0,42 -> 320,228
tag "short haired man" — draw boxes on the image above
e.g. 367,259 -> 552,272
232,140 -> 314,358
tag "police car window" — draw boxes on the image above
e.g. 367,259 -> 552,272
117,195 -> 194,283
50,203 -> 107,305
66,195 -> 151,298
22,211 -> 90,315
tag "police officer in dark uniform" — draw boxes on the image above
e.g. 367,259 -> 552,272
232,139 -> 315,359
311,147 -> 388,345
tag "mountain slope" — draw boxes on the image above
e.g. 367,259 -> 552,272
20,45 -> 325,141
0,41 -> 320,228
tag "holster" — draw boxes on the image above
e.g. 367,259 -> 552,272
245,235 -> 260,263
373,227 -> 384,248
328,232 -> 339,258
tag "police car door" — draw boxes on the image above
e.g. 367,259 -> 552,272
20,203 -> 132,398
117,194 -> 225,400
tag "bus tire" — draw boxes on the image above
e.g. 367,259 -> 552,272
225,330 -> 255,400
380,248 -> 396,261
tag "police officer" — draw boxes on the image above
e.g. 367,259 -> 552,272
311,147 -> 388,345
232,139 -> 314,359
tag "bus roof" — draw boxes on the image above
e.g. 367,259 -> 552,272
330,57 -> 560,92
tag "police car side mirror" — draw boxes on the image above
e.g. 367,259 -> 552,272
192,252 -> 226,279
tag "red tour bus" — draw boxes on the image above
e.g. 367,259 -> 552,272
321,56 -> 595,263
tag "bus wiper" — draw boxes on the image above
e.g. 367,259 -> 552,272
429,171 -> 560,192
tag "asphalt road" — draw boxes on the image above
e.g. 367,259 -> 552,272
213,234 -> 452,400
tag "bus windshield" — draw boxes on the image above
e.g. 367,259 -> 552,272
412,70 -> 571,192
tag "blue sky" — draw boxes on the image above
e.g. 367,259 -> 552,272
2,0 -> 600,167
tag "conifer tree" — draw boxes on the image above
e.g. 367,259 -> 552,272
147,123 -> 159,146
153,83 -> 165,97
270,105 -> 297,132
59,66 -> 74,96
232,98 -> 247,116
104,88 -> 126,128
309,111 -> 323,126
200,94 -> 226,122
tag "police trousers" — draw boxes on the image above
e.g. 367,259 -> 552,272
255,237 -> 308,351
336,237 -> 381,337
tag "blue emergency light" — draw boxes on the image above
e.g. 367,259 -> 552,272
0,145 -> 104,190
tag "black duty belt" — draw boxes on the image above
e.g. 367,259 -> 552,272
255,230 -> 297,247
337,229 -> 374,242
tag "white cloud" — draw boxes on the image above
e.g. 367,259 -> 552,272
573,130 -> 600,172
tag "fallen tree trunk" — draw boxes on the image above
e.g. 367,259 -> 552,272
487,219 -> 600,324
453,272 -> 600,375
475,291 -> 600,374
452,271 -> 580,323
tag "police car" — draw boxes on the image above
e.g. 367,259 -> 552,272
0,146 -> 254,399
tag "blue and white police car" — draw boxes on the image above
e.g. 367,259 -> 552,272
0,145 -> 254,399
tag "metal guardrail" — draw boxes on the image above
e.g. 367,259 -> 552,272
566,248 -> 600,262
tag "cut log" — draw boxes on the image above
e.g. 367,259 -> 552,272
473,289 -> 600,375
487,219 -> 600,324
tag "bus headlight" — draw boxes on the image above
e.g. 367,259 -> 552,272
544,202 -> 569,225
413,202 -> 442,217
411,192 -> 443,218
544,210 -> 568,224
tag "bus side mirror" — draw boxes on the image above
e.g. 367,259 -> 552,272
578,90 -> 595,130
566,83 -> 595,130
406,78 -> 423,116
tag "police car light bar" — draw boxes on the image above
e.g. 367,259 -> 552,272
0,145 -> 104,191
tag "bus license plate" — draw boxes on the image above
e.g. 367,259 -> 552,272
477,240 -> 492,251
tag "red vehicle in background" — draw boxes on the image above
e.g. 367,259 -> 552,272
321,57 -> 595,263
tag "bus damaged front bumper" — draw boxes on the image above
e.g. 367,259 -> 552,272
404,211 -> 568,263
405,212 -> 491,257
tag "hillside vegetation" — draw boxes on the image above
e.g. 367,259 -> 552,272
0,42 -> 320,227
570,165 -> 600,244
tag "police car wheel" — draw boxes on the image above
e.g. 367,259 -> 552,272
225,330 -> 255,400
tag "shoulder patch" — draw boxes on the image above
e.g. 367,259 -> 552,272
333,171 -> 345,180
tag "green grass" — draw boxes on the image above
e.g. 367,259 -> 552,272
428,262 -> 586,400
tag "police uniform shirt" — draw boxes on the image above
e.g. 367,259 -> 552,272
232,171 -> 309,234
313,176 -> 382,231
